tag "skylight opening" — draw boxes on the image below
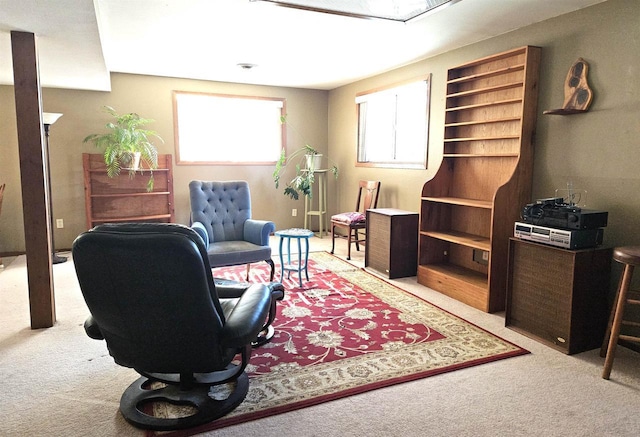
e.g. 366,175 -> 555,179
251,0 -> 462,22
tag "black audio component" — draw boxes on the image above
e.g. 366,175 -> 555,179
514,222 -> 604,249
521,200 -> 608,230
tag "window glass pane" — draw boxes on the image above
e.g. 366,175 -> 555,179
356,77 -> 430,169
174,92 -> 284,164
359,96 -> 396,162
395,83 -> 428,163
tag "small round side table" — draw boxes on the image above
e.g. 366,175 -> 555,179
275,228 -> 314,287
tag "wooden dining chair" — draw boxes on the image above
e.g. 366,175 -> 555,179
330,180 -> 380,260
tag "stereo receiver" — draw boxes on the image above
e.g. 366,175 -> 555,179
521,199 -> 608,230
514,222 -> 603,249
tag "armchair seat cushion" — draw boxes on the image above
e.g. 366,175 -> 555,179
207,241 -> 272,267
331,211 -> 366,225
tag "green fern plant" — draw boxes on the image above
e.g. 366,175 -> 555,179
83,106 -> 163,191
273,116 -> 338,200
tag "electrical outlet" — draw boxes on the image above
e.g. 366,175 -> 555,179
56,219 -> 64,229
292,208 -> 297,217
473,249 -> 489,265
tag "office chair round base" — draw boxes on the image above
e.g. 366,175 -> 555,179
120,372 -> 249,431
252,325 -> 275,347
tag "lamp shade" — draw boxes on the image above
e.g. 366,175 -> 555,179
43,112 -> 63,125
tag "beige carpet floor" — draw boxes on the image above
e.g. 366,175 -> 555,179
1,235 -> 639,436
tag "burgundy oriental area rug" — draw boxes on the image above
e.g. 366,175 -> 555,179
153,251 -> 527,436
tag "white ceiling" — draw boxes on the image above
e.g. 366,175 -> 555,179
0,0 -> 606,92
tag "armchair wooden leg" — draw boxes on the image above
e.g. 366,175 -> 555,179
331,224 -> 336,254
347,228 -> 352,260
245,264 -> 250,281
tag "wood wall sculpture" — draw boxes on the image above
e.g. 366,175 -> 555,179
544,57 -> 593,115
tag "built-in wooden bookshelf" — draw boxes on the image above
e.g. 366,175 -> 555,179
418,46 -> 541,313
82,153 -> 174,229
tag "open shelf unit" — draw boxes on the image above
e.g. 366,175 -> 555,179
418,46 -> 541,313
82,153 -> 175,229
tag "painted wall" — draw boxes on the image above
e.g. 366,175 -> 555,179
328,0 -> 640,258
0,75 -> 328,252
1,0 -> 639,279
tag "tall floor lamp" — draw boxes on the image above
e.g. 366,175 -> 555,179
43,112 -> 66,264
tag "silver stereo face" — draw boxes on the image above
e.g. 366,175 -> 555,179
514,222 -> 603,250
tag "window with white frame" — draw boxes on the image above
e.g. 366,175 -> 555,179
356,76 -> 430,168
173,91 -> 285,164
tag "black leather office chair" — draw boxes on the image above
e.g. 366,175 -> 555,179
72,223 -> 274,430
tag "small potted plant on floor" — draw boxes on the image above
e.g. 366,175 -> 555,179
83,106 -> 163,191
273,116 -> 338,200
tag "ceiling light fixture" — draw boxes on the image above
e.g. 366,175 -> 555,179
237,63 -> 258,70
251,0 -> 462,22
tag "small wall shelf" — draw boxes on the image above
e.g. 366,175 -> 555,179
543,108 -> 589,115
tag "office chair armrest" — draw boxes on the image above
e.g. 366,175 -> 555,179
191,221 -> 210,249
215,280 -> 284,300
244,220 -> 275,246
221,284 -> 272,347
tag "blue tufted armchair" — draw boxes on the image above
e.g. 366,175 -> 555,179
189,180 -> 275,281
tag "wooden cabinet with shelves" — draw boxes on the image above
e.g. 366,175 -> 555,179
82,153 -> 174,229
418,46 -> 541,313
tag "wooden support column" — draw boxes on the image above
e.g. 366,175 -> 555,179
11,31 -> 56,329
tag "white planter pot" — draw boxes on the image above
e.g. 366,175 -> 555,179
131,152 -> 141,171
305,154 -> 322,171
121,152 -> 141,171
